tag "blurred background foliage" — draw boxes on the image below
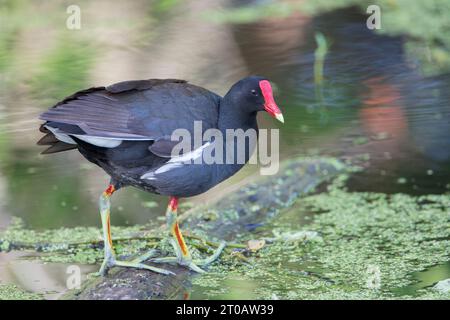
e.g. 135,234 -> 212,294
206,0 -> 450,76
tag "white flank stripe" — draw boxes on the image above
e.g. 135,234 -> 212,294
141,142 -> 210,180
167,142 -> 211,163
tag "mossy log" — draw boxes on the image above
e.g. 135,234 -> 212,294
64,158 -> 345,300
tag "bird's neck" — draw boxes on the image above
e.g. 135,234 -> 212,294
214,96 -> 259,183
218,96 -> 258,133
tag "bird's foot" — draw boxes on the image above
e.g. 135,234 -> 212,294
150,256 -> 206,273
150,240 -> 227,273
98,250 -> 175,276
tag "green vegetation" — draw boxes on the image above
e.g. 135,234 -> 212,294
1,216 -> 161,264
191,176 -> 450,299
202,2 -> 295,24
28,34 -> 96,103
0,214 -> 231,265
152,0 -> 181,14
0,284 -> 42,300
2,172 -> 449,299
0,0 -> 26,73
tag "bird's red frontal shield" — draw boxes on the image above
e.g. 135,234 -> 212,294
259,80 -> 284,123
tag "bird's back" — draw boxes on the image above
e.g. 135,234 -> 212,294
39,79 -> 221,145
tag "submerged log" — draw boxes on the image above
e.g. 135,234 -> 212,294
64,157 -> 345,300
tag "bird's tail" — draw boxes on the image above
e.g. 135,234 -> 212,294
37,124 -> 77,154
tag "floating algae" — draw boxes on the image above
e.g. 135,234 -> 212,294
1,157 -> 448,299
0,157 -> 348,299
0,284 -> 42,300
191,176 -> 450,299
0,217 -> 171,265
0,212 -> 230,267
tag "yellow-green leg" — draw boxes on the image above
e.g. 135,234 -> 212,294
98,185 -> 174,276
150,197 -> 226,273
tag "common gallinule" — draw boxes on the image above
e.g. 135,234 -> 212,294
38,76 -> 283,275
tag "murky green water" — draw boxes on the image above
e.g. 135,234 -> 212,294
0,0 -> 449,299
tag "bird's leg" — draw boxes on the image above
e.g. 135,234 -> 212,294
97,184 -> 174,276
98,185 -> 116,275
150,197 -> 226,273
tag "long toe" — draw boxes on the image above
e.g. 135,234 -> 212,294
131,249 -> 160,264
97,254 -> 175,276
186,262 -> 206,273
195,241 -> 227,267
149,241 -> 226,273
115,260 -> 175,275
150,257 -> 206,273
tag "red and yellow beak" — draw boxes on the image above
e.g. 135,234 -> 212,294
259,80 -> 284,123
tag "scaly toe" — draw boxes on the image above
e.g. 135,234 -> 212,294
195,241 -> 227,267
131,249 -> 160,263
115,260 -> 175,275
97,255 -> 175,276
150,256 -> 179,264
186,262 -> 206,273
150,256 -> 206,273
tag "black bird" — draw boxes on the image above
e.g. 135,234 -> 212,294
38,76 -> 283,275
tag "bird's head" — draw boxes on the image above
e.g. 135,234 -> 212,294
225,76 -> 284,123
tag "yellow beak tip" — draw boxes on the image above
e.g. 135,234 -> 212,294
275,113 -> 284,123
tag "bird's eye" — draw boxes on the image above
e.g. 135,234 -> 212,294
251,89 -> 258,96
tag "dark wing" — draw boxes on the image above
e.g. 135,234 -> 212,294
38,79 -> 221,154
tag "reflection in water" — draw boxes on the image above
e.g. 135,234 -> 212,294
0,251 -> 96,299
0,1 -> 449,299
392,262 -> 450,297
232,7 -> 450,194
